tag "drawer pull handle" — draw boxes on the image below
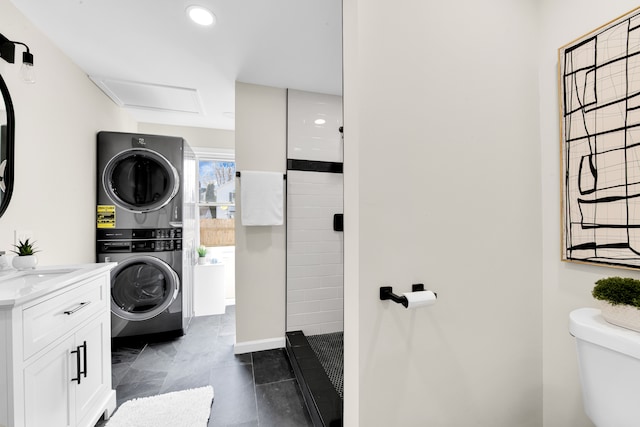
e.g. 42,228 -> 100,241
70,341 -> 88,384
79,341 -> 87,379
71,346 -> 81,384
63,301 -> 91,315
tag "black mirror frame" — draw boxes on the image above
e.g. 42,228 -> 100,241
0,74 -> 15,218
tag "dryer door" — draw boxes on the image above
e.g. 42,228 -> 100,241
111,255 -> 180,321
103,148 -> 179,213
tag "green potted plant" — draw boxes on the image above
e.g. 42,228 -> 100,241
592,276 -> 640,332
11,238 -> 39,270
197,245 -> 207,265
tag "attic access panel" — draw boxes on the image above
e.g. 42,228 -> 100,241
90,77 -> 203,114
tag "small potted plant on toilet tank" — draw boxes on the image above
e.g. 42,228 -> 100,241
592,276 -> 640,332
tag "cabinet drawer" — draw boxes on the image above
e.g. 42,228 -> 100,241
22,275 -> 107,360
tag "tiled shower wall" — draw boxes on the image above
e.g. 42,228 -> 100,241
287,171 -> 343,334
286,89 -> 344,335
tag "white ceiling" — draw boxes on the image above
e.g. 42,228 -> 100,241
9,0 -> 343,130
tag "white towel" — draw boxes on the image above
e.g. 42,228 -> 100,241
240,171 -> 284,226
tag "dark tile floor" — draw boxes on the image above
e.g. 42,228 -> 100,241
96,306 -> 313,427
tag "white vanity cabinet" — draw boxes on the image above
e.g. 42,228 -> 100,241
0,264 -> 116,427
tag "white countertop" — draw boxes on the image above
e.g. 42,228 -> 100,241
0,263 -> 116,308
195,262 -> 225,267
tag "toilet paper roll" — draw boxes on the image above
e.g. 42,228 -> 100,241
402,290 -> 437,309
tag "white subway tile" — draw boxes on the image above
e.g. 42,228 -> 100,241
302,322 -> 344,336
288,194 -> 343,208
305,287 -> 338,300
305,310 -> 343,325
287,313 -> 307,327
288,298 -> 343,315
287,241 -> 343,254
288,229 -> 343,243
286,218 -> 332,231
287,206 -> 342,220
287,264 -> 343,278
287,90 -> 343,163
287,290 -> 306,303
289,273 -> 342,287
287,252 -> 343,267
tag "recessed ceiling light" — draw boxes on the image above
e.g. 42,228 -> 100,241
314,119 -> 326,125
186,5 -> 216,26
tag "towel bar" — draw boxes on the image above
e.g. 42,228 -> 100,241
236,171 -> 286,179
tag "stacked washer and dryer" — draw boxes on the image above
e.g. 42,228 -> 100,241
96,131 -> 196,340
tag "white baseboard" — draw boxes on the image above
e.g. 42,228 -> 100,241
234,337 -> 285,354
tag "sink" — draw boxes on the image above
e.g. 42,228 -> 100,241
0,263 -> 114,307
0,268 -> 82,293
19,269 -> 78,283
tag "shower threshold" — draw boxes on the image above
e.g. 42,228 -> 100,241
286,331 -> 343,427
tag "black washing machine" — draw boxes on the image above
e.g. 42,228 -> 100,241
97,228 -> 190,339
97,131 -> 190,229
96,131 -> 196,339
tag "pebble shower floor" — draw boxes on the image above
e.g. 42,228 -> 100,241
306,331 -> 344,399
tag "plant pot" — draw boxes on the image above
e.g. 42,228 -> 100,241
12,255 -> 38,270
596,299 -> 640,332
197,257 -> 207,265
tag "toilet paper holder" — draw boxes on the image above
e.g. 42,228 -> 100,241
379,284 -> 437,308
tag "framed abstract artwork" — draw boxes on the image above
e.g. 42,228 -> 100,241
560,7 -> 640,269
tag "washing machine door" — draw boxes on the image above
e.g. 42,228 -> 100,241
103,148 -> 179,213
110,255 -> 180,321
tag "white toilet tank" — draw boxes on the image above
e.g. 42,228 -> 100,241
570,307 -> 640,427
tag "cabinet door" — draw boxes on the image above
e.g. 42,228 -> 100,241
24,336 -> 75,427
75,313 -> 110,427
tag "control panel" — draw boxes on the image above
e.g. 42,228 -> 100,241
96,228 -> 182,240
96,228 -> 182,253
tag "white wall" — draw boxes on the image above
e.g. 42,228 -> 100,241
234,82 -> 287,350
344,0 -> 542,425
0,1 -> 136,264
539,2 -> 640,426
137,122 -> 234,150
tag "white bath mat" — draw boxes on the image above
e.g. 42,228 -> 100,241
106,386 -> 214,427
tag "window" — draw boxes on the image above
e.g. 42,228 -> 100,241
198,158 -> 235,247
